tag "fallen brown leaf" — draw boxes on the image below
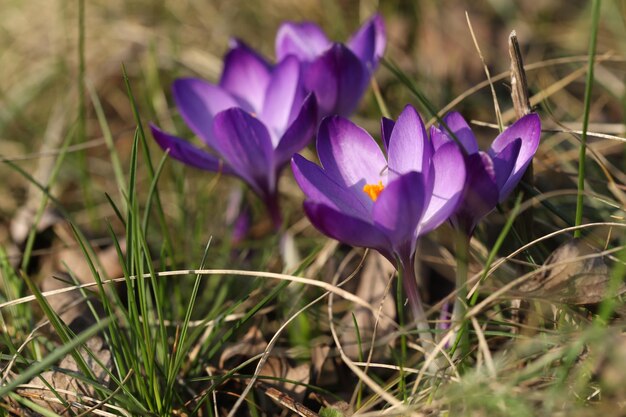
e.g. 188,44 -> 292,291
518,238 -> 623,304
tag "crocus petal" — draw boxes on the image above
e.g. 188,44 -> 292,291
347,13 -> 386,71
173,78 -> 240,149
380,117 -> 395,152
275,22 -> 331,62
304,44 -> 369,117
219,42 -> 272,113
489,113 -> 541,199
453,152 -> 498,234
304,201 -> 391,257
490,138 -> 522,200
150,124 -> 233,174
387,105 -> 432,179
261,55 -> 305,142
274,94 -> 318,167
372,172 -> 426,251
212,108 -> 275,195
430,125 -> 450,151
291,154 -> 370,220
317,116 -> 387,205
439,112 -> 479,154
420,142 -> 466,235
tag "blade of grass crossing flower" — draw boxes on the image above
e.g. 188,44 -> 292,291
383,58 -> 468,155
370,77 -> 390,118
574,0 -> 602,239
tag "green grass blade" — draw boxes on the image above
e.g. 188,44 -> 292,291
574,0 -> 602,238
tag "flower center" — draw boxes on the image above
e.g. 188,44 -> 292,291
362,181 -> 385,202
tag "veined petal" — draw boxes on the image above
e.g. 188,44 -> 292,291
291,154 -> 370,220
317,115 -> 387,206
150,124 -> 233,174
387,105 -> 432,179
372,172 -> 426,251
304,44 -> 369,117
274,94 -> 318,167
420,142 -> 466,235
304,201 -> 391,257
173,78 -> 240,149
261,55 -> 305,142
275,21 -> 331,62
489,113 -> 541,199
347,13 -> 386,71
219,42 -> 272,113
213,108 -> 275,195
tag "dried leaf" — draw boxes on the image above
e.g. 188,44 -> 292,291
259,356 -> 309,401
518,239 -> 623,304
219,326 -> 267,368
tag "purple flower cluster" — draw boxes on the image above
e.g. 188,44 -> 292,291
151,16 -> 385,228
150,12 -> 542,328
292,105 -> 540,322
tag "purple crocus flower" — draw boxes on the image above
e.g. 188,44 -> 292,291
150,42 -> 318,229
276,14 -> 385,117
291,105 -> 466,332
430,112 -> 541,235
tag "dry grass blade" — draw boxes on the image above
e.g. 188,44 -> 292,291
465,11 -> 502,129
0,269 -> 400,329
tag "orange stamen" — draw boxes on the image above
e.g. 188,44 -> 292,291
362,181 -> 385,201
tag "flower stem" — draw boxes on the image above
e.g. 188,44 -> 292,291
399,257 -> 433,348
265,192 -> 283,231
451,229 -> 470,363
